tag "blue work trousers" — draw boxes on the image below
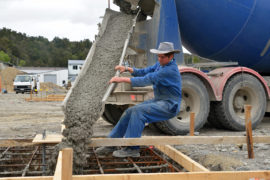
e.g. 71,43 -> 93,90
108,99 -> 177,148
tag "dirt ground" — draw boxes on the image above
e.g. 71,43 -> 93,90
1,92 -> 270,171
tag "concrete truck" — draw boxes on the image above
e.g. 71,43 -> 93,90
102,0 -> 270,135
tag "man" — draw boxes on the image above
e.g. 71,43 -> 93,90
96,42 -> 182,157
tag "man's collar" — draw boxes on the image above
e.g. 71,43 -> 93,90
160,58 -> 175,67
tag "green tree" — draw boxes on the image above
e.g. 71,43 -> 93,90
19,59 -> 26,66
0,28 -> 92,67
0,50 -> 10,63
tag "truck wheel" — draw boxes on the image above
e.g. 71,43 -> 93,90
213,74 -> 266,131
102,104 -> 128,125
155,74 -> 210,135
207,102 -> 226,129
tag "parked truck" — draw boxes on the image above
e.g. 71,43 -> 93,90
102,0 -> 270,135
13,75 -> 40,94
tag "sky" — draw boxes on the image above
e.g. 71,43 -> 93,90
0,0 -> 189,53
0,0 -> 119,41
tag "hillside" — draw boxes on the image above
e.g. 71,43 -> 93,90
0,28 -> 92,67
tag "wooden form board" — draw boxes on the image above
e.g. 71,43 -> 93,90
72,171 -> 270,180
53,151 -> 62,180
156,145 -> 209,172
53,148 -> 73,180
32,134 -> 270,146
1,171 -> 270,180
0,139 -> 34,148
0,177 -> 52,180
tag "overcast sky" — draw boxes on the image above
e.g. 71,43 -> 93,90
0,0 -> 119,41
0,0 -> 189,53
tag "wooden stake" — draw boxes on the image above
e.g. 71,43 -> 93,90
62,148 -> 73,180
108,0 -> 110,9
245,105 -> 254,159
190,112 -> 195,136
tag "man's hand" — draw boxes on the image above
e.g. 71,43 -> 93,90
115,65 -> 134,74
109,77 -> 131,84
115,65 -> 126,73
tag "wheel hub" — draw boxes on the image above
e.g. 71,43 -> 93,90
234,96 -> 245,110
180,99 -> 186,112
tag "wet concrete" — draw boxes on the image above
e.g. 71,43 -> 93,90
49,9 -> 135,174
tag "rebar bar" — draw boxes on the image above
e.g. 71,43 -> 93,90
127,157 -> 143,173
42,130 -> 47,176
0,147 -> 10,159
93,148 -> 104,174
22,146 -> 38,176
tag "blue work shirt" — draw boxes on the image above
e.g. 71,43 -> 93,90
130,59 -> 182,115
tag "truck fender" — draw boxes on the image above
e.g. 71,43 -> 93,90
204,67 -> 270,101
179,66 -> 218,101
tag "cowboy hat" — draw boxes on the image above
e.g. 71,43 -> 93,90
150,42 -> 181,54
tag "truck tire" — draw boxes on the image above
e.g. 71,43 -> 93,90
155,74 -> 210,135
207,102 -> 226,129
102,104 -> 128,125
213,74 -> 266,131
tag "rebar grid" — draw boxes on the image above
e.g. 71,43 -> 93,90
82,147 -> 182,174
0,145 -> 55,177
0,145 -> 182,177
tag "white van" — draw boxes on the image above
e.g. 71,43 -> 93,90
13,75 -> 40,94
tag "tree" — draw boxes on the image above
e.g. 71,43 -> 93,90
0,50 -> 10,63
0,28 -> 92,67
19,60 -> 26,66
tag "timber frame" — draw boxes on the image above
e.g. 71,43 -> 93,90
1,135 -> 270,180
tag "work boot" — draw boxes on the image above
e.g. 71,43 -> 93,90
95,146 -> 117,155
112,147 -> 140,158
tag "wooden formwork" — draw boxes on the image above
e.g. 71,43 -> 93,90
1,135 -> 270,180
25,94 -> 65,102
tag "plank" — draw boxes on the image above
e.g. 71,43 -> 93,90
62,148 -> 73,180
0,171 -> 269,180
72,171 -> 270,180
32,134 -> 270,146
0,139 -> 34,147
53,151 -> 62,180
0,177 -> 52,180
156,145 -> 209,172
32,134 -> 62,144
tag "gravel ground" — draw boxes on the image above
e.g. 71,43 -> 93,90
0,92 -> 270,171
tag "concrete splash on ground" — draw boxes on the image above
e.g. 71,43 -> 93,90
48,9 -> 135,174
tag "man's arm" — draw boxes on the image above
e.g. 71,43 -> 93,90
109,77 -> 131,84
115,63 -> 158,77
